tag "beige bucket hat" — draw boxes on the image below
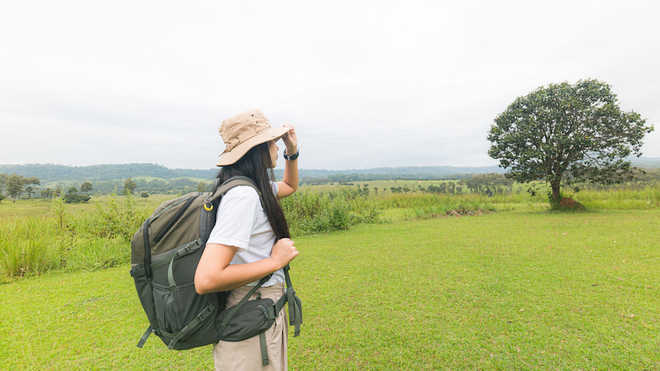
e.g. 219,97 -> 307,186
216,109 -> 289,166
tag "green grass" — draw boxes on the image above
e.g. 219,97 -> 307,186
0,194 -> 171,221
2,185 -> 659,279
1,209 -> 658,369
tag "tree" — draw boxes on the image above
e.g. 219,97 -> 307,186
0,173 -> 7,195
123,178 -> 137,195
7,174 -> 24,200
22,177 -> 39,199
40,188 -> 54,199
464,174 -> 513,195
488,79 -> 654,205
4,174 -> 40,200
80,181 -> 93,193
24,177 -> 40,186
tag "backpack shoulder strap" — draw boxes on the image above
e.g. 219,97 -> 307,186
205,176 -> 264,207
200,176 -> 266,241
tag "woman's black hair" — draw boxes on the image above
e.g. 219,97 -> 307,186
216,141 -> 290,239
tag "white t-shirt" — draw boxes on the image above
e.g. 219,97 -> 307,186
206,181 -> 284,287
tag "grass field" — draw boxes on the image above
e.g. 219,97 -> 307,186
0,195 -> 171,221
1,208 -> 658,369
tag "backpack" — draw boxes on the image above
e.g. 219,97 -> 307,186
129,175 -> 302,363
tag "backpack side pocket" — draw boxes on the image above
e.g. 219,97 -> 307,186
218,298 -> 277,342
130,264 -> 158,330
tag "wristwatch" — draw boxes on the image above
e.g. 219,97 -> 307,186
283,148 -> 299,161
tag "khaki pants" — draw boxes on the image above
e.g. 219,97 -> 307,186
213,282 -> 288,371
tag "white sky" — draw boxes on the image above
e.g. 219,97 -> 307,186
1,0 -> 658,170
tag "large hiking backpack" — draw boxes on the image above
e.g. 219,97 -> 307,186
129,176 -> 302,356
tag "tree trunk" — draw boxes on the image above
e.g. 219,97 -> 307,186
551,180 -> 561,203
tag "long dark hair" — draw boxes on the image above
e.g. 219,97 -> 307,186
216,141 -> 290,239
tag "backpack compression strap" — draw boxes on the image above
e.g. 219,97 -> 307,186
275,265 -> 303,337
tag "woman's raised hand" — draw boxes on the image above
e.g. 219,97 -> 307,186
282,124 -> 298,154
270,238 -> 299,269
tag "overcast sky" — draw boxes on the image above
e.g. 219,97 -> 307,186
1,1 -> 658,170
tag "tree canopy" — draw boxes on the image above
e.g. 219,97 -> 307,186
488,79 -> 654,204
4,174 -> 40,200
80,181 -> 93,192
123,178 -> 137,195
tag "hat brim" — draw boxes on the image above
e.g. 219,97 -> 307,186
216,126 -> 289,166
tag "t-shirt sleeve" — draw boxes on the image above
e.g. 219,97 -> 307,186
271,181 -> 278,196
206,186 -> 259,250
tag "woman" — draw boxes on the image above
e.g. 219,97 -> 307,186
194,109 -> 300,370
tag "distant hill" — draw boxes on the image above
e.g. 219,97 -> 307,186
630,157 -> 660,169
0,163 -> 217,183
0,157 -> 658,183
296,166 -> 505,181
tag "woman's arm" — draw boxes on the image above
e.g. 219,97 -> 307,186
194,238 -> 298,294
194,244 -> 278,293
277,124 -> 298,199
277,157 -> 298,198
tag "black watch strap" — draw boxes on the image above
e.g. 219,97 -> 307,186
283,149 -> 299,160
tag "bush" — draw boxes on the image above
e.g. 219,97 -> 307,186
281,190 -> 379,236
64,236 -> 129,271
70,195 -> 148,240
0,218 -> 64,277
50,198 -> 66,230
63,191 -> 91,204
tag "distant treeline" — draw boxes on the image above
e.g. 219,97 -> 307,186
3,168 -> 659,202
0,163 -> 510,184
305,172 -> 483,184
0,175 -> 213,201
1,160 -> 659,200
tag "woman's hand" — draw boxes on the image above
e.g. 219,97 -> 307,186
282,124 -> 298,154
270,238 -> 299,269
